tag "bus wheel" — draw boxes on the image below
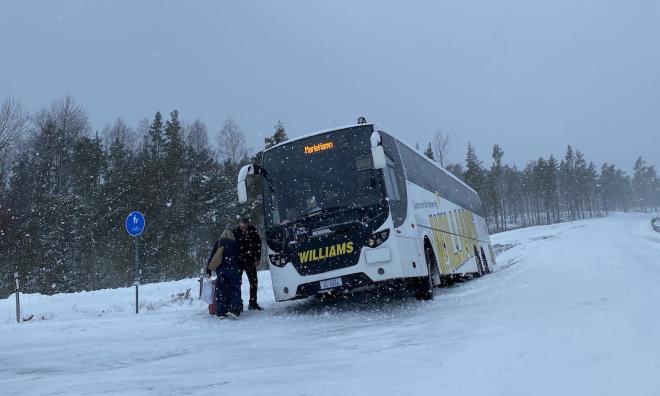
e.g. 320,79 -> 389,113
480,247 -> 490,274
473,246 -> 484,277
416,243 -> 436,301
415,272 -> 433,300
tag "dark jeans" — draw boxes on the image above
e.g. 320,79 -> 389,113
240,264 -> 258,305
216,266 -> 242,317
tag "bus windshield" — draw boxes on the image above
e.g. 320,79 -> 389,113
261,125 -> 384,230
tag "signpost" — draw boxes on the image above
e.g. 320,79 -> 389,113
125,211 -> 145,313
14,271 -> 20,323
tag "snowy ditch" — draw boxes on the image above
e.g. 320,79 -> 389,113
3,221 -> 562,324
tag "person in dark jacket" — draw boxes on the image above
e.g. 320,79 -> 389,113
207,230 -> 242,319
233,217 -> 263,310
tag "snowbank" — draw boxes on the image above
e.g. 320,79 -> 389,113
2,274 -> 275,324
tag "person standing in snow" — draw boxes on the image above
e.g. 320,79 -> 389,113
233,217 -> 263,310
206,230 -> 242,319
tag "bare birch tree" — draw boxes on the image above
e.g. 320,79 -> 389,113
186,119 -> 209,154
33,95 -> 90,139
432,129 -> 450,167
216,117 -> 247,164
0,97 -> 29,163
101,117 -> 136,151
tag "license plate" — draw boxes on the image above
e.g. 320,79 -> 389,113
319,277 -> 343,290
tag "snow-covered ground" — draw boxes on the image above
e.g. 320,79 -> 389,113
2,212 -> 660,395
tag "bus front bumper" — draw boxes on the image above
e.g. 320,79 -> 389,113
294,272 -> 374,298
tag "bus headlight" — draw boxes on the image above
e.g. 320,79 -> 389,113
269,254 -> 289,268
367,229 -> 390,248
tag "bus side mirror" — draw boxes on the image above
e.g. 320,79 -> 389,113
370,131 -> 386,169
237,164 -> 254,204
372,145 -> 386,169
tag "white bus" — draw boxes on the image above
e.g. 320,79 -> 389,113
237,118 -> 495,301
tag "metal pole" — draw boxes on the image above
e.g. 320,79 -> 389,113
14,271 -> 21,323
134,237 -> 139,314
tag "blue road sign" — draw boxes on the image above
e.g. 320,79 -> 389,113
125,211 -> 145,237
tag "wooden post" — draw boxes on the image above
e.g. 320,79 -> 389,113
14,271 -> 21,323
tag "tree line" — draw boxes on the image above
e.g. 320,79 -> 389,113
1,95 -> 657,297
422,133 -> 660,233
0,96 -> 286,298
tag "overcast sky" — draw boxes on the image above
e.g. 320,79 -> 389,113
1,0 -> 658,169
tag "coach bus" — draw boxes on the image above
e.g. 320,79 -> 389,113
237,118 -> 495,301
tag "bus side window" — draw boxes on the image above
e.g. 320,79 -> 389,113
383,155 -> 401,201
389,165 -> 401,199
383,160 -> 401,201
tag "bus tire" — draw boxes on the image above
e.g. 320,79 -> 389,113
416,243 -> 435,300
480,247 -> 490,274
473,245 -> 484,277
415,274 -> 433,301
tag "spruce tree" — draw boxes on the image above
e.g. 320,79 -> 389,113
599,163 -> 616,214
265,121 -> 288,149
163,110 -> 190,278
545,155 -> 560,222
148,111 -> 164,159
464,143 -> 488,223
464,143 -> 485,192
632,157 -> 656,212
98,135 -> 135,286
574,150 -> 588,218
445,163 -> 464,180
559,145 -> 576,220
489,144 -> 505,230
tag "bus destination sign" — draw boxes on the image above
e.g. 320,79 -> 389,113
304,141 -> 334,155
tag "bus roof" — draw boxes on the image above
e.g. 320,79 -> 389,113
265,122 -> 374,152
264,121 -> 477,196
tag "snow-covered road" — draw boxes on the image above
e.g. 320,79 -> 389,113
2,213 -> 660,395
